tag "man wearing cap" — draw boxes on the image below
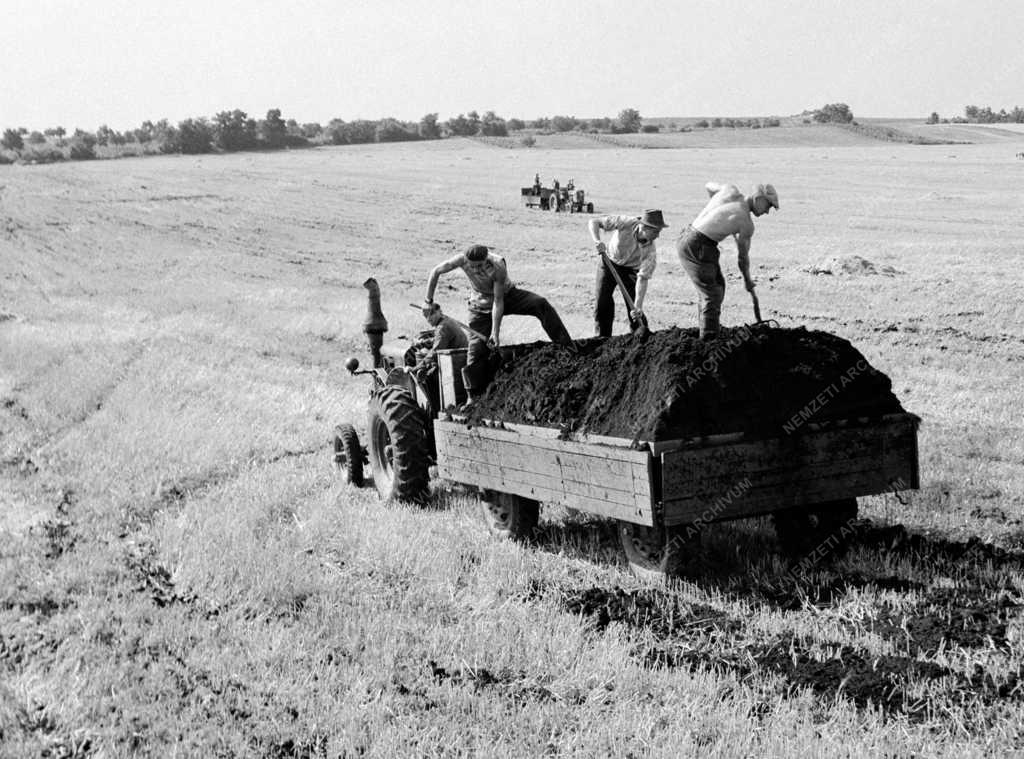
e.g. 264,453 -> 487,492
412,302 -> 469,371
676,183 -> 778,339
424,244 -> 574,398
588,209 -> 668,337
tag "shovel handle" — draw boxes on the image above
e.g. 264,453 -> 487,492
750,290 -> 763,323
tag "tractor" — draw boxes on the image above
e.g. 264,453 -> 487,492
334,278 -> 436,502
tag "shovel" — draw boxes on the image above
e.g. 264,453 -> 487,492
750,288 -> 763,323
599,252 -> 650,339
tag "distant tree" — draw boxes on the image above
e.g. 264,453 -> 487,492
376,118 -> 416,142
1,129 -> 24,151
551,115 -> 578,132
694,119 -> 709,128
133,120 -> 155,143
926,112 -> 940,125
213,109 -> 256,151
711,117 -> 723,128
260,108 -> 288,148
479,111 -> 507,136
617,108 -> 642,133
445,113 -> 476,136
43,126 -> 66,145
418,113 -> 441,139
640,124 -> 660,133
529,117 -> 551,130
465,110 -> 481,135
589,116 -> 612,131
506,118 -> 525,131
27,131 -> 46,144
177,118 -> 213,153
300,122 -> 323,139
813,102 -> 854,123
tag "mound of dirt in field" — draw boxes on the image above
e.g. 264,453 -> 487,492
804,254 -> 902,276
464,325 -> 903,441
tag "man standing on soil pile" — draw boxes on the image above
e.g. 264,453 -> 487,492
588,209 -> 668,336
424,244 -> 574,400
676,183 -> 778,339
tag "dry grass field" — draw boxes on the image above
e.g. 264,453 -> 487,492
2,127 -> 1024,756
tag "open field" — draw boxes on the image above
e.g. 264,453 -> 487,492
2,136 -> 1024,756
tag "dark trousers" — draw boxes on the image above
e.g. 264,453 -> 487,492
465,286 -> 572,390
676,226 -> 725,339
594,259 -> 641,337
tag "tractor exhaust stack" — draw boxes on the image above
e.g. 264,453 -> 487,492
362,277 -> 388,368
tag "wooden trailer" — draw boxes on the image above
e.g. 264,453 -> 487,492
432,349 -> 920,577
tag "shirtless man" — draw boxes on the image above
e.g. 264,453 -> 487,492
675,182 -> 778,339
424,244 -> 573,398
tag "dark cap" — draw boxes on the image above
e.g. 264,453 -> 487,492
639,209 -> 669,229
465,244 -> 489,261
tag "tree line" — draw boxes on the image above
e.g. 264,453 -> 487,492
0,107 -> 652,164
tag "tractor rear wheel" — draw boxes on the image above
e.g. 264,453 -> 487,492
367,386 -> 430,503
773,498 -> 859,560
480,491 -> 539,541
333,423 -> 364,487
619,521 -> 698,580
586,202 -> 594,213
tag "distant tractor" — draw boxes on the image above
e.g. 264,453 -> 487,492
521,177 -> 594,213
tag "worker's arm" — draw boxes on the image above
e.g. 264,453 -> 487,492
489,282 -> 505,347
734,231 -> 755,291
425,255 -> 464,301
588,217 -> 607,254
633,277 -> 649,318
705,181 -> 724,197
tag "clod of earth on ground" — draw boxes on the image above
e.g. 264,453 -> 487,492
464,326 -> 904,441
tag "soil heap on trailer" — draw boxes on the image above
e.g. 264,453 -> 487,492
463,325 -> 904,441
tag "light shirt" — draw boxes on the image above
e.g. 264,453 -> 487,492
597,215 -> 658,279
422,316 -> 469,366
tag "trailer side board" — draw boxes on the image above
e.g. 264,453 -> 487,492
434,420 -> 654,525
660,415 -> 919,527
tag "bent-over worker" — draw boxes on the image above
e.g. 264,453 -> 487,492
676,182 -> 778,339
424,244 -> 574,399
588,209 -> 668,336
413,301 -> 469,371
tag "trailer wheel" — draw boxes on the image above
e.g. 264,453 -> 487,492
619,521 -> 698,580
773,498 -> 858,560
480,491 -> 539,541
333,423 -> 364,487
367,386 -> 430,503
586,202 -> 594,213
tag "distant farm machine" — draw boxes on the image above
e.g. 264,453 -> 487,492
521,177 -> 594,213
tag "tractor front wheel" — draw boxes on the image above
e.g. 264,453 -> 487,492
333,423 -> 364,487
619,521 -> 698,580
480,491 -> 539,541
367,386 -> 430,503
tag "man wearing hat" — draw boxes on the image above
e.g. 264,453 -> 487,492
588,209 -> 669,337
424,244 -> 574,399
676,182 -> 778,339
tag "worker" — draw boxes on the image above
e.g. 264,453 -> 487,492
533,173 -> 542,194
588,209 -> 668,336
425,244 -> 574,400
412,301 -> 469,372
676,182 -> 778,339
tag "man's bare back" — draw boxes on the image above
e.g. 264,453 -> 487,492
690,183 -> 755,243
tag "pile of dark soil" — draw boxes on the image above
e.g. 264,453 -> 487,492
465,326 -> 903,441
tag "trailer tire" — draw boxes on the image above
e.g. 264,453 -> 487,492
586,202 -> 594,213
619,521 -> 698,580
333,423 -> 364,487
480,491 -> 540,541
367,386 -> 430,503
773,498 -> 858,560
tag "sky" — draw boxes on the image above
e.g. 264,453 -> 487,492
2,0 -> 1022,132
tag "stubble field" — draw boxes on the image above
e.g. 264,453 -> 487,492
2,130 -> 1024,757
